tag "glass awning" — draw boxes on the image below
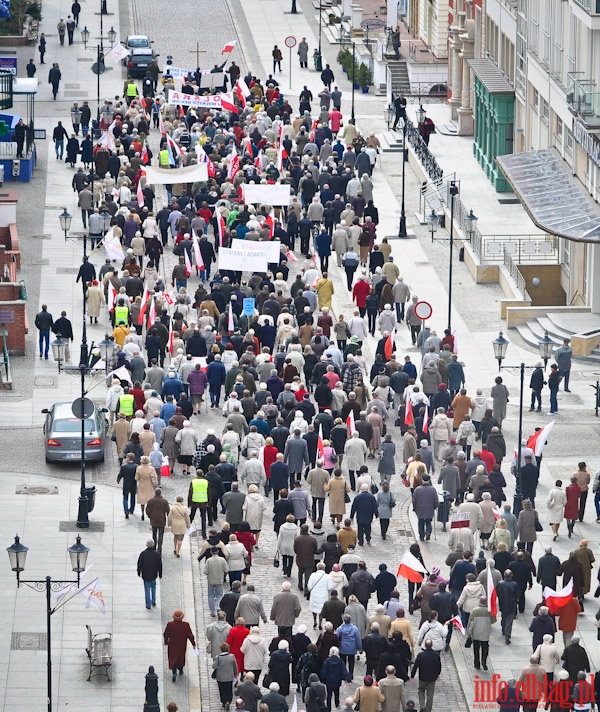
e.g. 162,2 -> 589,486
496,148 -> 600,242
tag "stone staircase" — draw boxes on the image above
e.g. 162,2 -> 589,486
513,310 -> 600,363
379,130 -> 405,154
388,59 -> 411,96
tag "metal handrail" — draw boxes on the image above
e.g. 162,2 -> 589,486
503,247 -> 530,299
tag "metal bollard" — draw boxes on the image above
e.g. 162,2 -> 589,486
143,665 -> 160,712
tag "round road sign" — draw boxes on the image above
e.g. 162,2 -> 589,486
414,300 -> 433,321
72,397 -> 95,420
284,35 -> 297,48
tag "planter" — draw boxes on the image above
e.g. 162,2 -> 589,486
361,86 -> 369,93
353,82 -> 359,89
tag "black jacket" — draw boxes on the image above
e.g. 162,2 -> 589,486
411,648 -> 441,681
495,579 -> 520,613
137,547 -> 162,581
429,590 -> 457,624
362,632 -> 387,661
537,552 -> 561,589
117,462 -> 137,494
35,309 -> 54,331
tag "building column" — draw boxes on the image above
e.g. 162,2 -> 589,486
589,243 -> 600,313
449,39 -> 462,120
457,25 -> 475,135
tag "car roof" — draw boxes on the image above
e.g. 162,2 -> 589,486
51,402 -> 97,418
127,35 -> 149,42
131,48 -> 154,56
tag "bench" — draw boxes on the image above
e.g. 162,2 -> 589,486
85,624 -> 112,681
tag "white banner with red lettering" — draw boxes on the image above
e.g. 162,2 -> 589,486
167,90 -> 223,108
241,183 -> 292,206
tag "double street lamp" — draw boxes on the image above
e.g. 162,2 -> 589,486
492,330 -> 555,516
7,534 -> 90,712
81,24 -> 117,121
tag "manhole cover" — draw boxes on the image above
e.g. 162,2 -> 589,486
11,632 -> 47,650
56,267 -> 79,274
16,485 -> 59,495
34,376 -> 56,387
59,521 -> 105,532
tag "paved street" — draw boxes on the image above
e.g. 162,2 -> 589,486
1,0 -> 600,707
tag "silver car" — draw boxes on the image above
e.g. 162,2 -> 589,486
42,402 -> 108,463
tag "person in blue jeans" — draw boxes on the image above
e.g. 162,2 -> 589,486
34,304 -> 54,359
137,539 -> 162,609
117,453 -> 137,518
548,364 -> 562,415
52,120 -> 68,158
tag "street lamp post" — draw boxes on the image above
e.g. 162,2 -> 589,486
398,118 -> 408,237
81,24 -> 117,121
316,2 -> 323,71
464,209 -> 478,241
6,534 -> 90,712
427,209 -> 438,243
447,180 -> 459,331
492,330 -> 553,516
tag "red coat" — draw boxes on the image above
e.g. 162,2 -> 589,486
263,445 -> 278,479
236,530 -> 256,565
557,597 -> 581,631
163,620 -> 195,670
352,280 -> 370,308
226,624 -> 250,672
564,483 -> 581,520
480,449 -> 496,474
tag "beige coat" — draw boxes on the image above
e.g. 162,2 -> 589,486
168,502 -> 191,535
86,285 -> 105,318
135,464 -> 158,505
353,685 -> 384,712
139,430 -> 156,456
112,417 -> 131,457
325,475 -> 350,516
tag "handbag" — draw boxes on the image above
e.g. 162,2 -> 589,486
273,557 -> 280,568
263,674 -> 272,688
354,690 -> 360,712
345,492 -> 351,503
370,479 -> 379,495
534,511 -> 543,532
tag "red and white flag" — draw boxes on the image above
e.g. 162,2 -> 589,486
384,328 -> 395,360
543,578 -> 574,614
404,398 -> 414,426
227,145 -> 240,182
217,212 -> 226,247
107,283 -> 118,313
396,550 -> 428,582
234,79 -> 248,108
195,142 -> 216,178
138,284 -> 150,325
317,423 -> 324,459
161,291 -> 174,306
450,512 -> 471,529
527,421 -> 555,457
147,297 -> 157,328
184,249 -> 192,277
168,320 -> 174,354
136,177 -> 145,208
193,236 -> 204,272
286,249 -> 298,263
228,303 -> 234,334
219,92 -> 237,112
140,144 -> 150,165
450,614 -> 465,635
222,40 -> 237,54
265,208 -> 275,239
346,409 -> 356,435
422,409 -> 429,435
487,565 -> 498,617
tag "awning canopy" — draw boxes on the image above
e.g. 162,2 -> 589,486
467,59 -> 515,95
496,148 -> 600,242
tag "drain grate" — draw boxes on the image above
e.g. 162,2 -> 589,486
59,521 -> 105,532
11,632 -> 47,650
16,485 -> 59,495
34,376 -> 57,387
56,267 -> 79,274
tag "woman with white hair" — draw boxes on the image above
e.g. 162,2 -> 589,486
320,646 -> 352,712
479,492 -> 497,549
533,633 -> 560,683
267,639 -> 293,696
240,626 -> 268,685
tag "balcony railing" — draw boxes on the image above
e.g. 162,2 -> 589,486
573,0 -> 600,15
567,72 -> 600,127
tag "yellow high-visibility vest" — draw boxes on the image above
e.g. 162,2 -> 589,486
119,393 -> 135,416
191,478 -> 209,503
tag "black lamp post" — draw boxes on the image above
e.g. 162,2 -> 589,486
427,208 -> 438,243
538,330 -> 554,369
464,209 -> 478,241
98,333 -> 116,374
82,24 -> 117,121
316,3 -> 323,71
447,180 -> 459,331
398,118 -> 408,237
492,330 -> 553,516
7,534 -> 90,712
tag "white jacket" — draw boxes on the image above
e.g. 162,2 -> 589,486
546,487 -> 567,524
457,581 -> 486,613
533,642 -> 560,673
417,620 -> 448,651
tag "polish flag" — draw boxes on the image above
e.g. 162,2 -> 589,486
158,112 -> 166,137
227,145 -> 240,182
422,409 -> 429,435
228,303 -> 234,334
487,565 -> 498,617
136,177 -> 145,208
222,40 -> 237,54
234,80 -> 248,108
168,320 -> 174,354
265,208 -> 275,239
184,249 -> 192,277
220,92 -> 238,112
146,296 -> 156,328
107,283 -> 118,313
396,550 -> 428,582
193,236 -> 204,272
527,420 -> 555,457
216,212 -> 226,247
317,423 -> 324,459
346,409 -> 356,435
138,284 -> 149,325
243,136 -> 254,156
404,398 -> 413,426
450,615 -> 465,635
162,291 -> 174,306
141,144 -> 150,165
286,249 -> 298,263
543,578 -> 574,614
384,329 -> 395,360
195,142 -> 216,178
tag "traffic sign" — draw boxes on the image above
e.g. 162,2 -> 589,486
284,35 -> 297,48
72,397 -> 95,420
414,300 -> 432,321
0,57 -> 17,76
